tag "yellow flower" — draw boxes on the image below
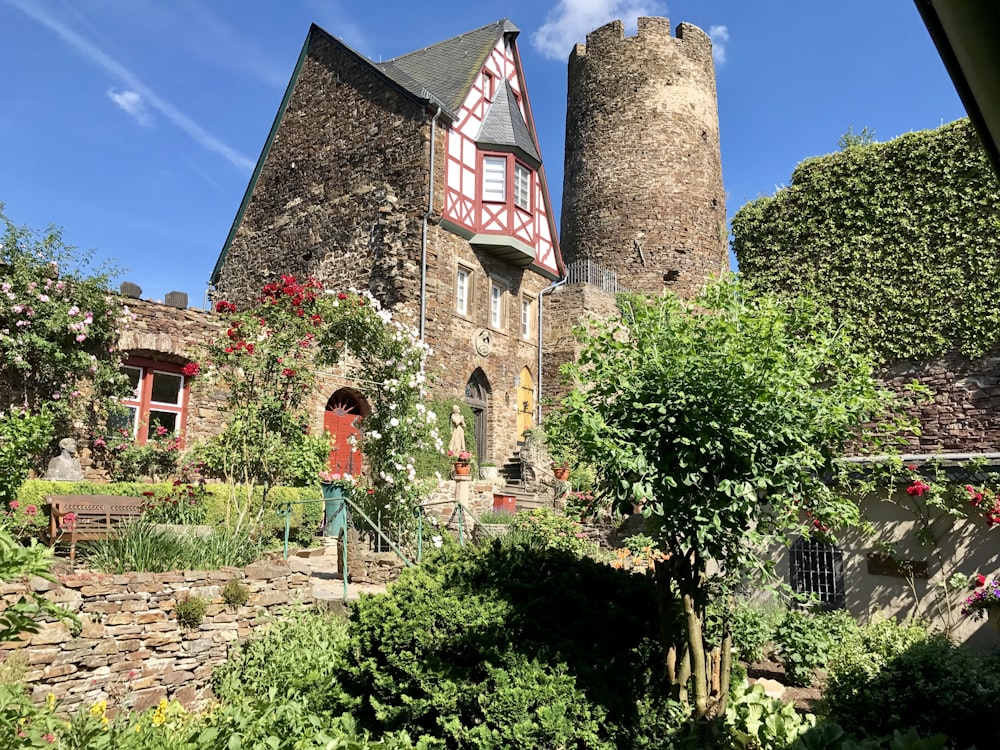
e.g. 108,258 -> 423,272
46,693 -> 56,710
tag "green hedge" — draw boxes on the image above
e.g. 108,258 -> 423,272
732,118 -> 1000,361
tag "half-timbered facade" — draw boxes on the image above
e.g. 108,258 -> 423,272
211,19 -> 562,468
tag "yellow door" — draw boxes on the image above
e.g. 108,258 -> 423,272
517,367 -> 534,439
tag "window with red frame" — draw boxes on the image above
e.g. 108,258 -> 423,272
480,152 -> 533,212
113,359 -> 191,445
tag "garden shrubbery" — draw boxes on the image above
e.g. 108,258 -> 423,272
821,619 -> 1000,749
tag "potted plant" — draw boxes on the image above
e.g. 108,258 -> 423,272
477,509 -> 514,539
480,459 -> 498,480
448,450 -> 473,477
961,574 -> 1000,629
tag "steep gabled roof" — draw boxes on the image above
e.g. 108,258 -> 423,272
476,80 -> 541,165
376,19 -> 520,114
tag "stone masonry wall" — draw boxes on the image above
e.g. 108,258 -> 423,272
213,28 -> 430,311
561,17 -> 727,299
0,561 -> 314,715
540,282 -> 620,412
879,347 -> 1000,453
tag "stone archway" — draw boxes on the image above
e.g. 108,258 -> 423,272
464,369 -> 491,464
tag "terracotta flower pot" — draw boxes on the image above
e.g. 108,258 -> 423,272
453,461 -> 471,476
553,465 -> 571,481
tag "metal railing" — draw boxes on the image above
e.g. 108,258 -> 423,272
279,496 -> 490,603
563,259 -> 629,295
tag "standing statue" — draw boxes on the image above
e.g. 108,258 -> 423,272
44,437 -> 84,481
448,405 -> 466,455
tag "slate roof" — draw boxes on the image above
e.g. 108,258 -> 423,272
476,80 -> 541,164
375,19 -> 520,115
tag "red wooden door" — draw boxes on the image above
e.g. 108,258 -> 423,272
324,394 -> 363,475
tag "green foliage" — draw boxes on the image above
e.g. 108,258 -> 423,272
545,278 -> 906,716
94,422 -> 182,482
817,617 -> 989,744
503,507 -> 597,556
80,521 -> 263,573
0,529 -> 78,641
213,607 -> 353,708
0,204 -> 129,502
333,542 -> 675,748
773,609 -> 859,687
725,682 -> 818,749
221,578 -> 250,609
477,510 -> 515,525
175,593 -> 208,629
733,118 -> 1000,361
139,480 -> 209,525
728,600 -> 783,664
820,631 -> 1000,748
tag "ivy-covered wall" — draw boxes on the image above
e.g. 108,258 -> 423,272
732,118 -> 1000,362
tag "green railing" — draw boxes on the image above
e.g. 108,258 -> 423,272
279,496 -> 490,602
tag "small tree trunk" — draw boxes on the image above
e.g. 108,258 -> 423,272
683,592 -> 710,719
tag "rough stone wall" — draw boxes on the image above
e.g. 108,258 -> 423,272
879,348 -> 1000,453
213,29 -> 430,311
561,17 -> 727,298
0,562 -> 314,715
540,282 -> 620,412
421,221 -> 551,465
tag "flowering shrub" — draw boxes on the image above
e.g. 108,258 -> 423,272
92,424 -> 181,482
960,575 -> 1000,619
200,277 -> 440,539
448,449 -> 472,462
504,508 -> 597,557
0,204 -> 130,504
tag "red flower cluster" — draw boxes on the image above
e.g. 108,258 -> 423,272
260,275 -> 322,321
215,300 -> 237,314
906,480 -> 930,496
182,362 -> 200,377
965,485 -> 1000,527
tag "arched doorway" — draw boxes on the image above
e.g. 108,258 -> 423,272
465,369 -> 490,464
324,389 -> 366,475
517,366 -> 534,440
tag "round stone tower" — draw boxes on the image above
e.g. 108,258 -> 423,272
561,17 -> 727,298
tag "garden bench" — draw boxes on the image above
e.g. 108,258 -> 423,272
45,495 -> 145,561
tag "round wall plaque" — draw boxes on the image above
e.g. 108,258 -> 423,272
474,328 -> 492,357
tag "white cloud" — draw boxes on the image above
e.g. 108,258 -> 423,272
7,0 -> 254,173
532,0 -> 665,61
708,25 -> 729,66
106,88 -> 152,126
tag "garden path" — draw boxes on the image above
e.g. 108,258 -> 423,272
285,546 -> 388,612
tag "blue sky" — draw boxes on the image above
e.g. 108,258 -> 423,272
1,0 -> 966,306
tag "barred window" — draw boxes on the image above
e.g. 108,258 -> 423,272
789,537 -> 846,610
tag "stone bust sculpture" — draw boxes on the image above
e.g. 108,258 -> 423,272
44,437 -> 84,481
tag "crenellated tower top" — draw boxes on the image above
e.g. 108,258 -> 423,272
561,17 -> 726,298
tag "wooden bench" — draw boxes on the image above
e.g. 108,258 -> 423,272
45,495 -> 145,561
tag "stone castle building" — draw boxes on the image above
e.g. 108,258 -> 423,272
103,16 -> 729,476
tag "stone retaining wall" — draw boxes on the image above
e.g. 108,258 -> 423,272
0,560 -> 314,715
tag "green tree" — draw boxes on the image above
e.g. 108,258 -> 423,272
545,278 -> 912,721
0,203 -> 127,504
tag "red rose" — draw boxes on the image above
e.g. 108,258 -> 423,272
182,362 -> 200,377
338,292 -> 347,300
976,574 -> 987,587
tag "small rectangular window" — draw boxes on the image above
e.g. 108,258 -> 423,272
483,70 -> 495,101
483,156 -> 506,202
521,297 -> 533,339
456,267 -> 470,315
514,163 -> 531,211
490,283 -> 503,328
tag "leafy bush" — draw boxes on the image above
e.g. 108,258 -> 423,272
821,624 -> 1000,748
332,541 -> 677,748
477,510 -> 515,525
725,682 -> 818,749
729,599 -> 783,664
213,607 -> 353,708
174,594 -> 208,629
773,609 -> 859,687
139,480 -> 209,525
501,507 -> 598,557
